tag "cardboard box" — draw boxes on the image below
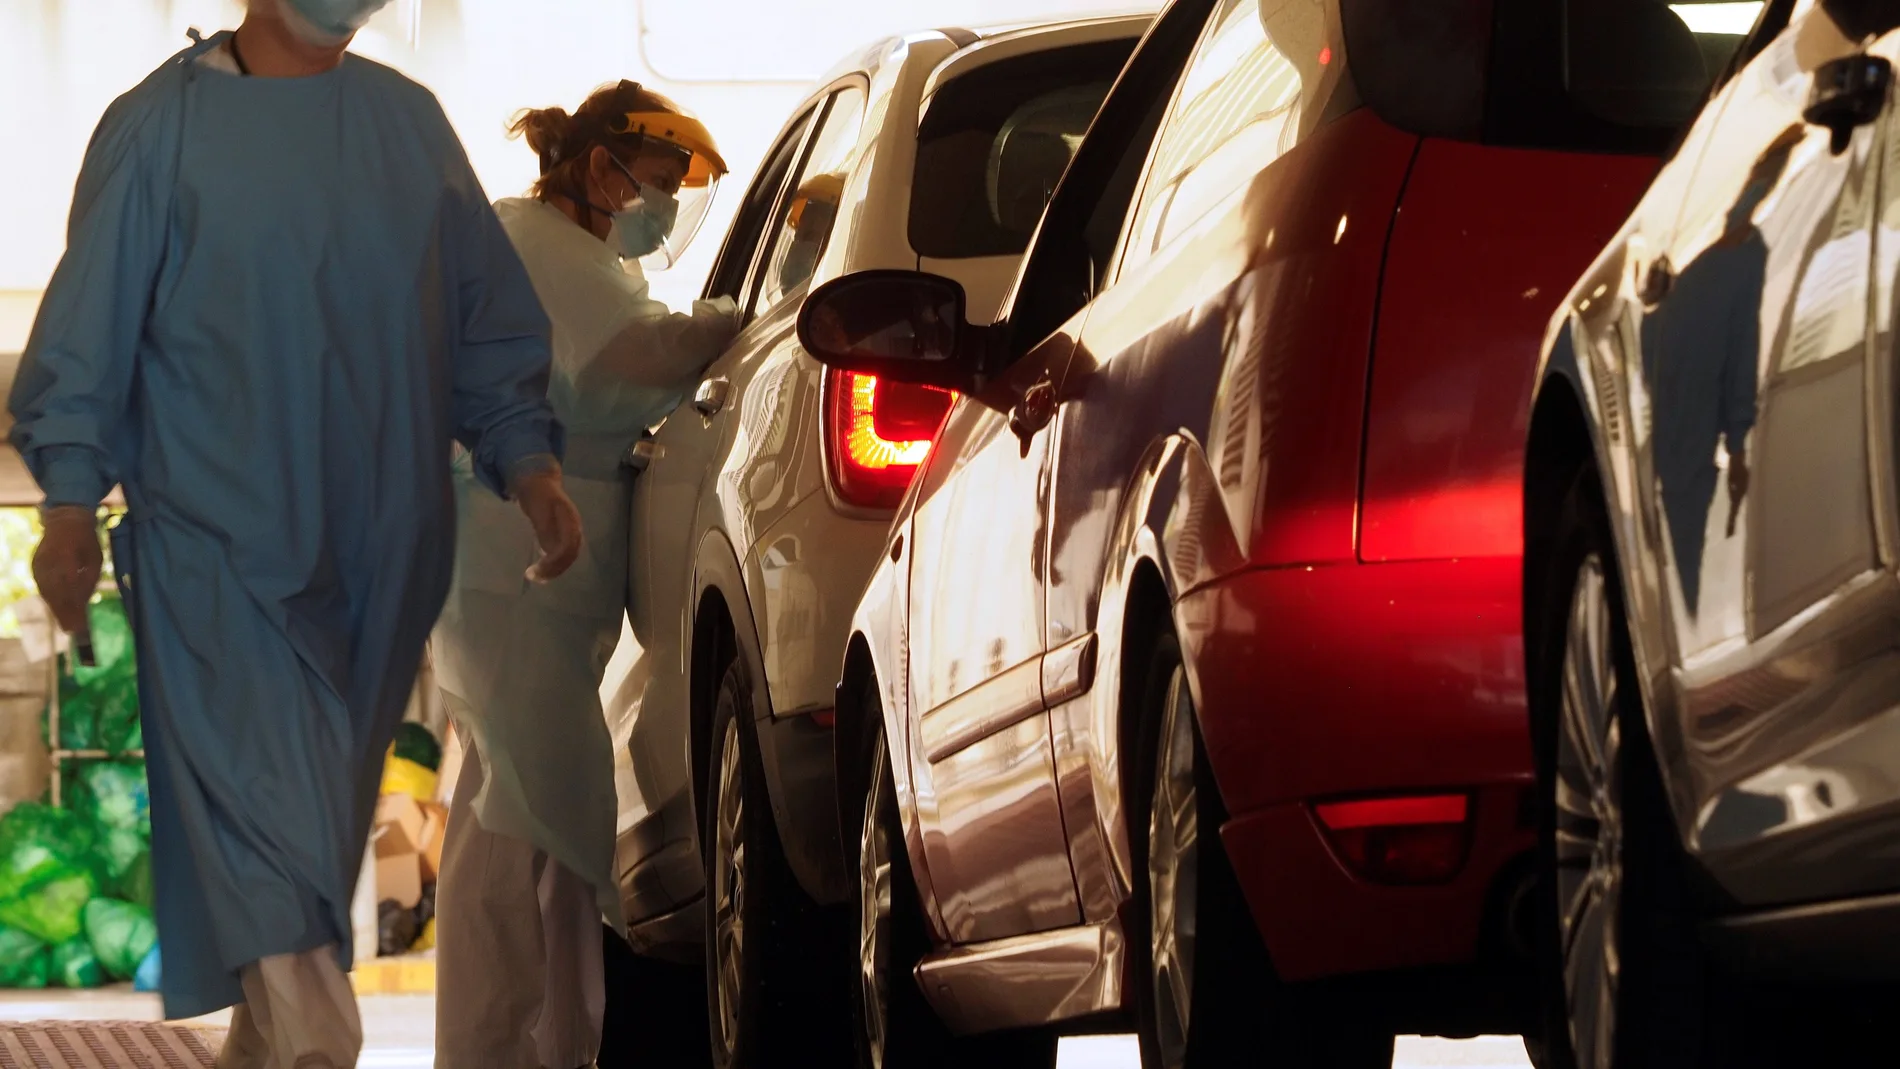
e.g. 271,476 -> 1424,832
418,802 -> 448,882
374,793 -> 426,859
375,851 -> 423,909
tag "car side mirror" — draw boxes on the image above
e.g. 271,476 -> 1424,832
1805,53 -> 1891,154
797,270 -> 987,394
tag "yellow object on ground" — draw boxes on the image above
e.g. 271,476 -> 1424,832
351,953 -> 436,995
380,755 -> 437,801
413,918 -> 437,952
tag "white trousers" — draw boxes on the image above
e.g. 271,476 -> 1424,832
436,742 -> 605,1069
216,947 -> 363,1069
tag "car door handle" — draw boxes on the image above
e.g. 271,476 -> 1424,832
1642,256 -> 1674,307
1008,378 -> 1058,458
1806,53 -> 1893,154
695,378 -> 731,418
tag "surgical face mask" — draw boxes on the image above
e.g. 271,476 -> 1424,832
607,188 -> 680,261
274,0 -> 392,45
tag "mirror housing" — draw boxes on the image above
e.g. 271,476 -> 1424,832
797,270 -> 989,394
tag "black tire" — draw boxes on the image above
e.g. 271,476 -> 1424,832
702,654 -> 848,1069
848,674 -> 1058,1069
1128,632 -> 1393,1069
1531,469 -> 1746,1069
600,925 -> 711,1069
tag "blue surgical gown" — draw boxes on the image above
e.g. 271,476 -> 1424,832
7,34 -> 562,1019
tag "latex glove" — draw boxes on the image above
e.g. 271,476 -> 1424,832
32,506 -> 102,649
511,465 -> 583,583
1726,447 -> 1750,538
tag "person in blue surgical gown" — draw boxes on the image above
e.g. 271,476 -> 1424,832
9,1 -> 583,1065
430,80 -> 739,1069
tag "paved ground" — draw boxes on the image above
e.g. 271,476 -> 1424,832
0,990 -> 1533,1068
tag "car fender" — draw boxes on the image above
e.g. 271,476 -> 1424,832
1056,430 -> 1250,924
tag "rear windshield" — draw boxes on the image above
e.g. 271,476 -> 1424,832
1341,0 -> 1768,155
910,38 -> 1138,259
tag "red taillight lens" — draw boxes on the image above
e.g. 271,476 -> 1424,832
824,368 -> 955,510
1313,793 -> 1472,886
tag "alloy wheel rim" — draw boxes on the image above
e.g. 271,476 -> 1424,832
1148,667 -> 1200,1069
713,717 -> 748,1061
859,745 -> 894,1069
1555,557 -> 1624,1069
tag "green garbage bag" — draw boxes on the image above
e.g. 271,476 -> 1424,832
115,850 -> 153,911
0,926 -> 48,988
392,723 -> 442,771
0,871 -> 97,945
83,898 -> 157,981
49,935 -> 105,988
72,596 -> 134,685
70,762 -> 148,836
48,675 -> 100,752
93,826 -> 144,883
95,675 -> 141,757
0,804 -> 97,901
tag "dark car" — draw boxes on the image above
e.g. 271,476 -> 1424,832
1525,0 -> 1900,1065
796,0 -> 1764,1066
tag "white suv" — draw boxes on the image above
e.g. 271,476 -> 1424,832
597,13 -> 1152,1067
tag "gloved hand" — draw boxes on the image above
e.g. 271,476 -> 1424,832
32,506 -> 102,640
510,464 -> 583,583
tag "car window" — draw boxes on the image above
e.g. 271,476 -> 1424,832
704,107 -> 816,304
1121,0 -> 1356,273
909,39 -> 1137,259
1338,0 -> 1767,155
752,86 -> 869,318
1004,0 -> 1225,356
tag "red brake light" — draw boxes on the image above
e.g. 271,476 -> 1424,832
1313,793 -> 1472,886
824,369 -> 955,510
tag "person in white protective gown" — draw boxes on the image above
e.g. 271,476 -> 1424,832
429,79 -> 740,1069
10,2 -> 586,1067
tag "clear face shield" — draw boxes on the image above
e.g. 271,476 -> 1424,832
611,111 -> 727,272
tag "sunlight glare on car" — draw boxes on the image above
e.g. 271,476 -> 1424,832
1670,2 -> 1765,34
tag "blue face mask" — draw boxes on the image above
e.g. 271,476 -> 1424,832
280,0 -> 392,42
609,188 -> 679,260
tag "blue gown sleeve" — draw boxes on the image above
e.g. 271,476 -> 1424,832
8,91 -> 172,509
445,148 -> 564,498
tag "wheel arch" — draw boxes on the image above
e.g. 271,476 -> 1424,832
689,530 -> 772,836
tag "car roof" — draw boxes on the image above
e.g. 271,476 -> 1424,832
815,8 -> 1156,90
924,11 -> 1155,101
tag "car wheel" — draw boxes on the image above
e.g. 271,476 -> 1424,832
703,654 -> 846,1069
849,676 -> 1058,1069
1534,474 -> 1742,1069
1131,632 -> 1394,1069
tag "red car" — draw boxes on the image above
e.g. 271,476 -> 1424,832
801,0 -> 1762,1064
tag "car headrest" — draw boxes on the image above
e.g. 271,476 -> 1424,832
986,85 -> 1105,236
1567,0 -> 1710,127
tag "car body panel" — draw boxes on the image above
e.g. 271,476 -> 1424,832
1360,141 -> 1661,564
1532,4 -> 1900,921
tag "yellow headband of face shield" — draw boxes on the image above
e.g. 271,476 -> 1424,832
610,112 -> 728,189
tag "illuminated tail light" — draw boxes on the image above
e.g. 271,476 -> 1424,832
824,368 -> 955,511
1313,793 -> 1472,886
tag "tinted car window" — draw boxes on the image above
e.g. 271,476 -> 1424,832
1341,0 -> 1768,154
909,39 -> 1138,260
755,87 -> 869,317
1123,0 -> 1359,269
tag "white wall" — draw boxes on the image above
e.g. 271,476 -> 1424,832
0,0 -> 1141,347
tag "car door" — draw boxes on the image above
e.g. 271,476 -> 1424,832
902,312 -> 1083,945
1635,0 -> 1900,900
618,103 -> 819,858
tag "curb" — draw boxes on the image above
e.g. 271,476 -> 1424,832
351,954 -> 435,995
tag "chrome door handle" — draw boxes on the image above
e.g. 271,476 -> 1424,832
695,378 -> 731,418
1008,378 -> 1058,458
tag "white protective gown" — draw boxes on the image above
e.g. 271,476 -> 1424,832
432,197 -> 738,929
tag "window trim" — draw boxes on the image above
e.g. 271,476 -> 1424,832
747,78 -> 872,321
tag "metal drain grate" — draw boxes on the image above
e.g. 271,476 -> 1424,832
0,1023 -> 221,1069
